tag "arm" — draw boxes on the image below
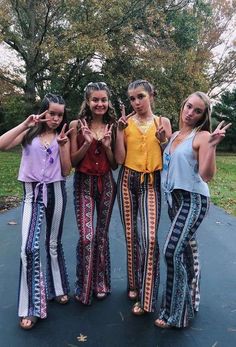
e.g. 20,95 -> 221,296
195,121 -> 232,182
154,116 -> 172,145
0,111 -> 48,150
69,120 -> 92,168
114,127 -> 126,165
57,124 -> 73,176
114,105 -> 132,165
101,124 -> 117,170
196,132 -> 217,182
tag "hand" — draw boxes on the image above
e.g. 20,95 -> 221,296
79,119 -> 93,144
23,110 -> 48,128
209,121 -> 232,147
57,124 -> 74,146
154,116 -> 167,143
101,124 -> 113,149
117,103 -> 135,130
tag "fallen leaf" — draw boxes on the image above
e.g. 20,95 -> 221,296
8,220 -> 17,225
77,333 -> 87,342
228,328 -> 236,332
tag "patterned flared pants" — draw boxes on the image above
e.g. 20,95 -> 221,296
73,171 -> 116,305
159,189 -> 209,327
18,181 -> 70,319
117,167 -> 161,312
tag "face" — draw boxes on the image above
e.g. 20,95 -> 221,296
128,86 -> 152,115
45,102 -> 65,130
181,95 -> 206,128
87,90 -> 109,116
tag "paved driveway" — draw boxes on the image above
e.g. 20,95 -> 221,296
0,174 -> 236,347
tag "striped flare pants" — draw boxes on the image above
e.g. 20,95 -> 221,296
159,189 -> 210,327
73,171 -> 116,305
117,167 -> 161,312
18,181 -> 70,319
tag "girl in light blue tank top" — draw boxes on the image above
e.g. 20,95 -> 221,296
154,91 -> 232,329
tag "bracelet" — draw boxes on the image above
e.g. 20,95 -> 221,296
160,138 -> 168,145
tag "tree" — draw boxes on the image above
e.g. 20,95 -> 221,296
212,87 -> 236,151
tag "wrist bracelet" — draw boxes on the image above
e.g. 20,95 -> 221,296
160,138 -> 168,145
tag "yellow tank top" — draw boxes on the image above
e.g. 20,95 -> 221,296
124,116 -> 163,175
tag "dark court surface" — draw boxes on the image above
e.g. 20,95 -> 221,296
0,174 -> 236,347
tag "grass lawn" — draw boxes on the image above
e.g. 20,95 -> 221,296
209,154 -> 236,216
0,150 -> 236,216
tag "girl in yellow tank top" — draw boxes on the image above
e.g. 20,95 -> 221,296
115,79 -> 172,315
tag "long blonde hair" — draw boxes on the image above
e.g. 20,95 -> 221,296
179,91 -> 212,132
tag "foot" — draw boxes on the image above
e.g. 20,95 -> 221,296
154,318 -> 171,329
55,295 -> 69,304
19,316 -> 38,330
131,302 -> 146,316
96,293 -> 107,300
128,290 -> 138,301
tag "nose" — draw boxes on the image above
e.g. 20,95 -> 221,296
97,99 -> 103,106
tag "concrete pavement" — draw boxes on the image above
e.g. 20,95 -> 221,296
0,174 -> 236,347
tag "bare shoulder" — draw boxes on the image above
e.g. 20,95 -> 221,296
69,119 -> 78,129
161,116 -> 171,124
193,130 -> 211,148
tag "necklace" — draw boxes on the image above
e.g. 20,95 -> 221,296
90,126 -> 105,141
133,115 -> 154,133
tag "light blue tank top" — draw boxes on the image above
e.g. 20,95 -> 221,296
162,131 -> 210,205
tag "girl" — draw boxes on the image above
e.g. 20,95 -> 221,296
155,91 -> 231,328
69,82 -> 117,305
0,93 -> 72,330
115,80 -> 172,315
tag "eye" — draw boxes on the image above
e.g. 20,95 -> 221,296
129,96 -> 135,102
137,94 -> 145,100
101,98 -> 108,102
195,109 -> 203,115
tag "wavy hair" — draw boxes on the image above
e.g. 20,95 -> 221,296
78,82 -> 117,125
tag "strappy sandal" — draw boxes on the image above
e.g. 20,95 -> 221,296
55,294 -> 69,304
131,302 -> 146,316
19,316 -> 38,330
96,293 -> 107,300
128,290 -> 138,301
154,318 -> 171,329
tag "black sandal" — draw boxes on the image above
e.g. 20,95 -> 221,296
19,316 -> 38,330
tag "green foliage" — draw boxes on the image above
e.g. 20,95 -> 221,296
212,87 -> 236,152
0,149 -> 22,198
209,154 -> 236,216
0,95 -> 33,134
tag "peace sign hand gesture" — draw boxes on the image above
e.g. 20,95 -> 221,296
23,110 -> 48,129
57,124 -> 74,146
79,119 -> 93,144
117,103 -> 135,130
101,124 -> 113,149
154,116 -> 167,144
209,121 -> 232,147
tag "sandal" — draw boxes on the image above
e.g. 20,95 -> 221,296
154,318 -> 171,329
20,316 -> 38,330
96,293 -> 107,300
131,302 -> 146,316
55,295 -> 69,304
128,290 -> 138,301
